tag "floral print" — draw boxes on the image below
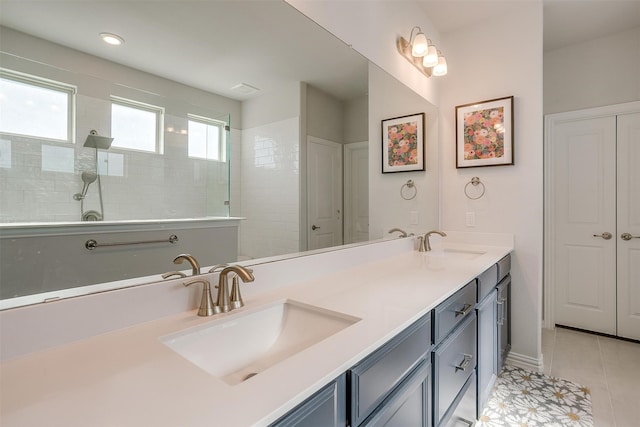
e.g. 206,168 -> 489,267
463,107 -> 505,160
386,121 -> 418,166
478,365 -> 593,427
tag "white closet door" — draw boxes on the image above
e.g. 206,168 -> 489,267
617,112 -> 640,340
552,116 -> 617,334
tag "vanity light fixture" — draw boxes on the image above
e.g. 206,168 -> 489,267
100,32 -> 124,46
432,51 -> 448,76
397,26 -> 447,77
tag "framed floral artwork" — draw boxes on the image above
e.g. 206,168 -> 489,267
381,112 -> 425,173
456,96 -> 514,168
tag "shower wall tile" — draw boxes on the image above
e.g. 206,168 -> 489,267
238,117 -> 299,260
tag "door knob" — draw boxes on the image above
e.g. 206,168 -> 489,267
593,232 -> 612,240
311,225 -> 320,230
621,233 -> 640,241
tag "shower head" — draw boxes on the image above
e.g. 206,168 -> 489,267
83,130 -> 113,149
73,172 -> 98,201
81,171 -> 98,185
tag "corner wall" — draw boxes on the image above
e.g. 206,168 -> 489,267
544,27 -> 640,114
439,2 -> 544,367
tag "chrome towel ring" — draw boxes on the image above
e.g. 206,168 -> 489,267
464,176 -> 485,200
401,180 -> 417,200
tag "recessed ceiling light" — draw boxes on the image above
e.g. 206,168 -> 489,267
100,32 -> 124,46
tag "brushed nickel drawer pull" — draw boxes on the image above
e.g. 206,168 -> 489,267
455,354 -> 473,372
454,303 -> 473,318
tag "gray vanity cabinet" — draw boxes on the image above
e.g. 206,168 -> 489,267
476,265 -> 498,418
496,255 -> 512,371
432,280 -> 478,427
270,374 -> 346,427
348,313 -> 432,426
361,360 -> 432,427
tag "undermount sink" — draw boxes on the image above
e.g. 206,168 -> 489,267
161,300 -> 360,386
430,248 -> 486,261
444,248 -> 486,260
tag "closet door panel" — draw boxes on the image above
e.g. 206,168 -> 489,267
617,112 -> 640,341
551,116 -> 617,334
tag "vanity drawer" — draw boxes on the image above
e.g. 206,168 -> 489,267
433,313 -> 477,426
497,253 -> 511,282
477,264 -> 498,302
433,280 -> 476,344
349,313 -> 431,426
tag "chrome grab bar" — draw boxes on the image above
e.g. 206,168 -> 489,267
85,234 -> 178,250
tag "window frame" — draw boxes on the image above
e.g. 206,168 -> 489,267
0,68 -> 76,143
187,113 -> 227,162
110,96 -> 164,154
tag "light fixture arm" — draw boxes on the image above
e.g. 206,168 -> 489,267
408,26 -> 422,44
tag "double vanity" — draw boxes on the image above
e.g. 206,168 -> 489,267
0,233 -> 512,426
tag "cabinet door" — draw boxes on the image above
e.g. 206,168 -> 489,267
497,276 -> 511,372
362,361 -> 431,427
350,313 -> 431,425
270,375 -> 346,427
476,290 -> 497,417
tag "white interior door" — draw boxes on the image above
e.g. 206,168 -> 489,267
344,141 -> 369,244
551,116 -> 617,334
617,112 -> 640,340
307,137 -> 342,250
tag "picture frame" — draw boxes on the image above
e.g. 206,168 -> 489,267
381,112 -> 425,173
455,96 -> 514,168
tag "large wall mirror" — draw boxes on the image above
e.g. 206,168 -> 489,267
0,1 -> 439,307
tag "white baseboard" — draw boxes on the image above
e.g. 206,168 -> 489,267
505,351 -> 544,372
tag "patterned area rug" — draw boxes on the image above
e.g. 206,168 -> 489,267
478,365 -> 593,427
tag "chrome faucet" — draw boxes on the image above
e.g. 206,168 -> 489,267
215,265 -> 255,313
173,253 -> 200,276
388,228 -> 408,238
421,230 -> 447,252
183,279 -> 216,317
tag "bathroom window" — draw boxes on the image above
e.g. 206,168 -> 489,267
111,97 -> 164,153
187,114 -> 227,161
0,69 -> 76,142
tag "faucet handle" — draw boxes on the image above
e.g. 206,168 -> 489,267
208,263 -> 229,274
183,279 -> 218,317
162,271 -> 187,279
229,276 -> 244,309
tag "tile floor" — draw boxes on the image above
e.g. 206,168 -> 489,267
541,327 -> 640,427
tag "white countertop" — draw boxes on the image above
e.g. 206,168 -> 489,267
0,242 -> 511,427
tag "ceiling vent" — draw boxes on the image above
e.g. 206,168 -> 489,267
230,83 -> 260,95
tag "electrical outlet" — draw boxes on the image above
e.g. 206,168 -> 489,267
410,211 -> 419,225
466,212 -> 476,227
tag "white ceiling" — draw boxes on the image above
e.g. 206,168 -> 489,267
418,0 -> 640,52
0,1 -> 369,101
1,0 -> 638,103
